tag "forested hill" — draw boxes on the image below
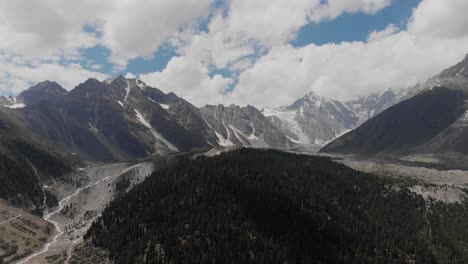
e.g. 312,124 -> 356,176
0,107 -> 74,209
86,149 -> 468,263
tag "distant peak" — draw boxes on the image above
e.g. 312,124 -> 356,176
18,80 -> 66,105
304,90 -> 318,98
83,78 -> 102,85
22,80 -> 66,94
115,74 -> 126,80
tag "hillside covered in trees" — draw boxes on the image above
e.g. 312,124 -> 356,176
0,108 -> 73,210
86,149 -> 468,263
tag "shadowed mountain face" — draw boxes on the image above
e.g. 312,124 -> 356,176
0,75 -> 412,161
321,54 -> 468,162
20,81 -> 67,105
0,107 -> 73,208
0,81 -> 67,108
321,87 -> 466,156
13,77 -> 217,161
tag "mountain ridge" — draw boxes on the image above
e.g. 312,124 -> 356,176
321,53 -> 468,168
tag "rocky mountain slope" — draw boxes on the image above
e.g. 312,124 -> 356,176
0,107 -> 73,209
0,81 -> 66,108
1,76 -> 218,161
0,75 -> 408,159
262,89 -> 405,147
200,104 -> 292,149
321,54 -> 468,167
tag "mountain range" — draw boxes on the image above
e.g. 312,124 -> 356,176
262,88 -> 405,148
0,75 -> 406,162
2,52 -> 468,209
321,54 -> 468,168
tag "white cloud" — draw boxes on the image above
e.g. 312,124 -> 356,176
2,0 -> 467,110
408,0 -> 468,39
0,0 -> 102,61
0,0 -> 215,94
150,0 -> 468,108
309,0 -> 393,22
140,56 -> 233,107
0,55 -> 109,94
97,0 -> 214,68
368,24 -> 399,42
229,32 -> 468,107
147,0 -> 394,106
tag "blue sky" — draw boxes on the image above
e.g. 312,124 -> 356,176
292,0 -> 421,46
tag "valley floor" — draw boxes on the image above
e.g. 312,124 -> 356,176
338,157 -> 468,204
0,200 -> 53,263
10,148 -> 468,263
15,161 -> 155,264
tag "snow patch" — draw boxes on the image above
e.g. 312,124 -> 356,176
457,66 -> 466,77
262,107 -> 310,143
248,123 -> 258,140
214,121 -> 235,147
147,97 -> 170,110
228,124 -> 249,145
215,131 -> 234,147
88,123 -> 99,133
5,103 -> 26,109
134,110 -> 178,152
124,80 -> 131,102
116,101 -> 124,108
159,103 -> 169,110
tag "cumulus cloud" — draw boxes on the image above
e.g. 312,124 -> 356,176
228,34 -> 468,107
142,0 -> 396,106
0,0 -> 215,93
408,0 -> 468,39
149,0 -> 468,108
0,0 -> 214,64
0,56 -> 109,94
2,0 -> 468,109
0,0 -> 102,61
368,24 -> 399,41
97,0 -> 214,68
140,56 -> 233,106
309,0 -> 392,22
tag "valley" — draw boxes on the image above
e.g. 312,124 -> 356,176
0,200 -> 53,263
15,161 -> 156,264
2,1 -> 468,263
335,156 -> 468,204
0,49 -> 467,264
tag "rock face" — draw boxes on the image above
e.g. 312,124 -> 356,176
263,92 -> 358,146
321,87 -> 466,156
20,81 -> 67,105
321,54 -> 468,164
15,76 -> 217,161
0,75 -> 407,160
201,104 -> 292,149
0,81 -> 66,108
262,89 -> 404,147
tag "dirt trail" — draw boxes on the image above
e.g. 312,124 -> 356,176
0,210 -> 21,225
